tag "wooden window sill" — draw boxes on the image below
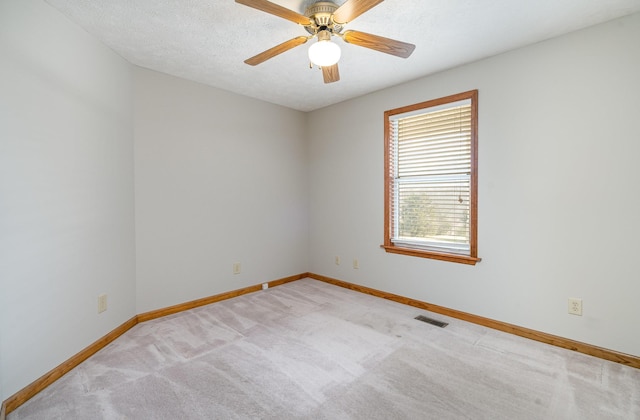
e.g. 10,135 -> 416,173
381,245 -> 481,265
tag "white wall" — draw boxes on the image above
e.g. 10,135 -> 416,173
308,13 -> 640,356
0,0 -> 136,400
134,68 -> 309,313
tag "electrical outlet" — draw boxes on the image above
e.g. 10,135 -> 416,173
233,262 -> 241,275
262,283 -> 269,290
353,258 -> 359,269
98,294 -> 107,313
335,256 -> 340,265
568,298 -> 582,316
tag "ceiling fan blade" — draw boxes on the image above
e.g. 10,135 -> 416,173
235,0 -> 311,26
244,36 -> 309,66
322,64 -> 340,83
342,30 -> 415,58
332,0 -> 384,24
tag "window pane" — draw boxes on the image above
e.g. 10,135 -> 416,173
396,105 -> 471,178
396,178 -> 470,245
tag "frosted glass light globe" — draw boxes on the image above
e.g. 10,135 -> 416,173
308,40 -> 341,67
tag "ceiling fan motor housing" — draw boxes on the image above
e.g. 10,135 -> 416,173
304,2 -> 342,35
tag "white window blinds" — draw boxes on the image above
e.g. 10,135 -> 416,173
390,99 -> 472,254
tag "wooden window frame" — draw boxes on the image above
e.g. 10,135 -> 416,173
383,90 -> 480,265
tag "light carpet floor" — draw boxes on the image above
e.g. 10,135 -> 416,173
9,278 -> 640,419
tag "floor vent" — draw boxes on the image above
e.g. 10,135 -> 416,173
414,315 -> 448,328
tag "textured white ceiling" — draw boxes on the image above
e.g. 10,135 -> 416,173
45,0 -> 640,111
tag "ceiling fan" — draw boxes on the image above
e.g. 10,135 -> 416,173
236,0 -> 416,83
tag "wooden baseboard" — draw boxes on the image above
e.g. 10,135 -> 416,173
3,273 -> 310,415
269,272 -> 310,288
307,273 -> 640,369
3,316 -> 138,414
137,273 -> 309,322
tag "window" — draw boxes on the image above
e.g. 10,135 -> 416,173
383,90 -> 480,265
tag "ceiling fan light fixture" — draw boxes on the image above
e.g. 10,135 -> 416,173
308,40 -> 341,66
308,31 -> 341,67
